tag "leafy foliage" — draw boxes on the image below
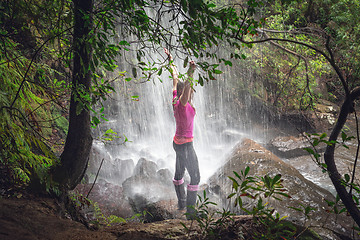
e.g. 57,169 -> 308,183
0,37 -> 65,188
228,167 -> 295,240
181,168 -> 325,239
0,0 -> 251,189
182,190 -> 235,239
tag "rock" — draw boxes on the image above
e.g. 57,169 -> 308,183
128,196 -> 178,222
112,158 -> 135,184
156,168 -> 173,186
87,141 -> 112,178
74,182 -> 133,219
207,138 -> 355,239
122,172 -> 176,204
121,158 -> 177,221
133,158 -> 158,178
122,175 -> 178,223
0,196 -> 353,240
266,135 -> 326,158
315,100 -> 339,114
87,142 -> 135,185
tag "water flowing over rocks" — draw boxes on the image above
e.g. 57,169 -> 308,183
207,138 -> 356,239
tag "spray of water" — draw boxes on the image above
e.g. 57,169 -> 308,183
91,51 -> 267,185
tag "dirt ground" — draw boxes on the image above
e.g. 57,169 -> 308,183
0,194 -> 352,240
0,195 -> 247,240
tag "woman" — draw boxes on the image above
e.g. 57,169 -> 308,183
164,48 -> 200,220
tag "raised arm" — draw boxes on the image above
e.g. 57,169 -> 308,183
179,61 -> 196,106
164,48 -> 179,91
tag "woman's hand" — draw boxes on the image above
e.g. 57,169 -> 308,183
187,60 -> 196,76
189,60 -> 196,70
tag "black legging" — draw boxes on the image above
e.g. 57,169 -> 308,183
173,141 -> 200,186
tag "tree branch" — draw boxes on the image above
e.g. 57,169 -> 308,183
324,87 -> 360,227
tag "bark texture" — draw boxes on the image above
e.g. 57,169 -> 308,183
324,87 -> 360,227
53,0 -> 94,190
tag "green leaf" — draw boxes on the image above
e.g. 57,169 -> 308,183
273,174 -> 282,184
341,131 -> 347,141
105,129 -> 116,134
92,116 -> 100,125
244,166 -> 250,176
228,193 -> 236,198
304,147 -> 314,155
320,133 -> 327,139
131,95 -> 139,101
132,68 -> 137,78
224,60 -> 233,66
198,75 -> 204,86
183,56 -> 188,68
233,171 -> 241,180
119,40 -> 130,46
344,174 -> 350,183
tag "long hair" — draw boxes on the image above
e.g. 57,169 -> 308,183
172,81 -> 184,106
177,81 -> 185,97
173,81 -> 195,112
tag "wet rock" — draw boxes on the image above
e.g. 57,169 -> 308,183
112,158 -> 135,184
121,158 -> 177,221
266,135 -> 326,158
122,174 -> 176,202
87,141 -> 112,178
88,144 -> 135,185
156,168 -> 173,186
74,182 -> 133,219
128,196 -> 178,222
207,138 -> 355,240
133,158 -> 158,178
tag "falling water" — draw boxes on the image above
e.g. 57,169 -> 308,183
89,4 -> 271,186
93,55 -> 261,184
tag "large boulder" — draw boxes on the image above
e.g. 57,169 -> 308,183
133,158 -> 158,178
207,138 -> 355,239
74,182 -> 133,220
87,141 -> 135,185
112,158 -> 135,184
128,196 -> 179,223
122,158 -> 176,202
122,158 -> 178,221
87,141 -> 112,180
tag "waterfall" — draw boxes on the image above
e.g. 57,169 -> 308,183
88,4 -> 269,185
91,50 -> 268,185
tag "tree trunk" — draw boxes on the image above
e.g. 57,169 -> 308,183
324,87 -> 360,227
53,0 -> 94,190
